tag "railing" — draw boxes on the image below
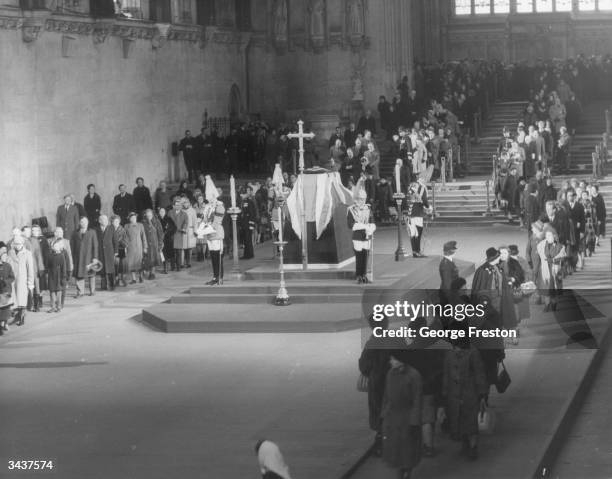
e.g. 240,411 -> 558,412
203,116 -> 230,137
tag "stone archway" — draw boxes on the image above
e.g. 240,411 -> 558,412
229,83 -> 243,124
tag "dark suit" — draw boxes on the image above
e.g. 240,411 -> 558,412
83,193 -> 102,227
56,204 -> 80,240
439,256 -> 458,305
112,193 -> 135,225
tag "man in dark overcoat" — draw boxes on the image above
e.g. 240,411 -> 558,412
71,217 -> 99,297
96,215 -> 117,291
439,241 -> 459,305
132,177 -> 153,218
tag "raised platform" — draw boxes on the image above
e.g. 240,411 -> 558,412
141,256 -> 476,333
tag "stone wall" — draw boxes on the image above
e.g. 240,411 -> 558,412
247,0 -> 414,127
0,12 -> 248,239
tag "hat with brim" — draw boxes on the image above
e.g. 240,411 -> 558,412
509,244 -> 519,256
486,247 -> 500,262
86,259 -> 103,273
443,240 -> 458,254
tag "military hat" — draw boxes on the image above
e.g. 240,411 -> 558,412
443,241 -> 458,254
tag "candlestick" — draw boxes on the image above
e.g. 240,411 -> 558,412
395,162 -> 401,194
230,175 -> 237,209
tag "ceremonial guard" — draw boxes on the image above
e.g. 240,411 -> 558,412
198,176 -> 226,286
347,184 -> 376,283
406,179 -> 430,258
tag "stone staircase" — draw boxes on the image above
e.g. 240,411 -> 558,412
429,176 -> 612,227
468,101 -> 526,175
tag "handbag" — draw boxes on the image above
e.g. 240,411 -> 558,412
356,373 -> 369,393
478,406 -> 496,434
495,361 -> 511,394
512,287 -> 523,303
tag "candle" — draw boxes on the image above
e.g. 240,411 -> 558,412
230,175 -> 236,209
395,162 -> 401,193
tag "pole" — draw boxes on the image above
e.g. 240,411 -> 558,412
228,208 -> 242,279
449,147 -> 454,182
367,234 -> 374,283
393,193 -> 406,261
485,180 -> 492,217
606,110 -> 611,137
274,196 -> 290,306
299,171 -> 308,271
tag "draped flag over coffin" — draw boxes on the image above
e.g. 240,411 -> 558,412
286,170 -> 354,239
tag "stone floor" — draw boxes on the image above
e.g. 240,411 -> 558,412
4,225 -> 609,479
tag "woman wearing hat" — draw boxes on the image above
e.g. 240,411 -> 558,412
472,247 -> 517,329
537,226 -> 566,312
124,212 -> 148,284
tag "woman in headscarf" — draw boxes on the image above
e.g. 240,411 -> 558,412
142,209 -> 164,280
537,226 -> 566,312
124,212 -> 148,284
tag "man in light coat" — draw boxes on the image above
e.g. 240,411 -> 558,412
167,198 -> 188,270
7,236 -> 34,326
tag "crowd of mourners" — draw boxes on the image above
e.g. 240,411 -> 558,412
0,174 -> 307,337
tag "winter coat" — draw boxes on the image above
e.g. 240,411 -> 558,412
159,215 -> 177,258
97,225 -> 119,275
442,347 -> 488,439
183,206 -> 198,249
124,223 -> 147,272
71,229 -> 99,279
142,217 -> 164,268
358,335 -> 391,432
167,208 -> 189,250
7,248 -> 34,307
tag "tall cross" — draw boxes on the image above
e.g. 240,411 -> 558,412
287,120 -> 315,270
287,120 -> 315,172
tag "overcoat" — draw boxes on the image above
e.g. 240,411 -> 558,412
381,364 -> 423,470
183,206 -> 198,249
96,225 -> 118,275
124,223 -> 147,272
167,208 -> 188,250
142,217 -> 164,268
71,229 -> 99,279
159,215 -> 177,259
7,248 -> 35,307
442,347 -> 488,439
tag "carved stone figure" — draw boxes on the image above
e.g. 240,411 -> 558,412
273,0 -> 287,40
347,0 -> 364,36
310,0 -> 325,39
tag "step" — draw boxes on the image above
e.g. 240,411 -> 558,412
169,293 -> 361,304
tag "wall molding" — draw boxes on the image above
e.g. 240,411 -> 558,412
0,12 -> 250,48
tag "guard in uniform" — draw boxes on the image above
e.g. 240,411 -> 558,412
347,188 -> 376,283
200,176 -> 226,285
406,179 -> 429,258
